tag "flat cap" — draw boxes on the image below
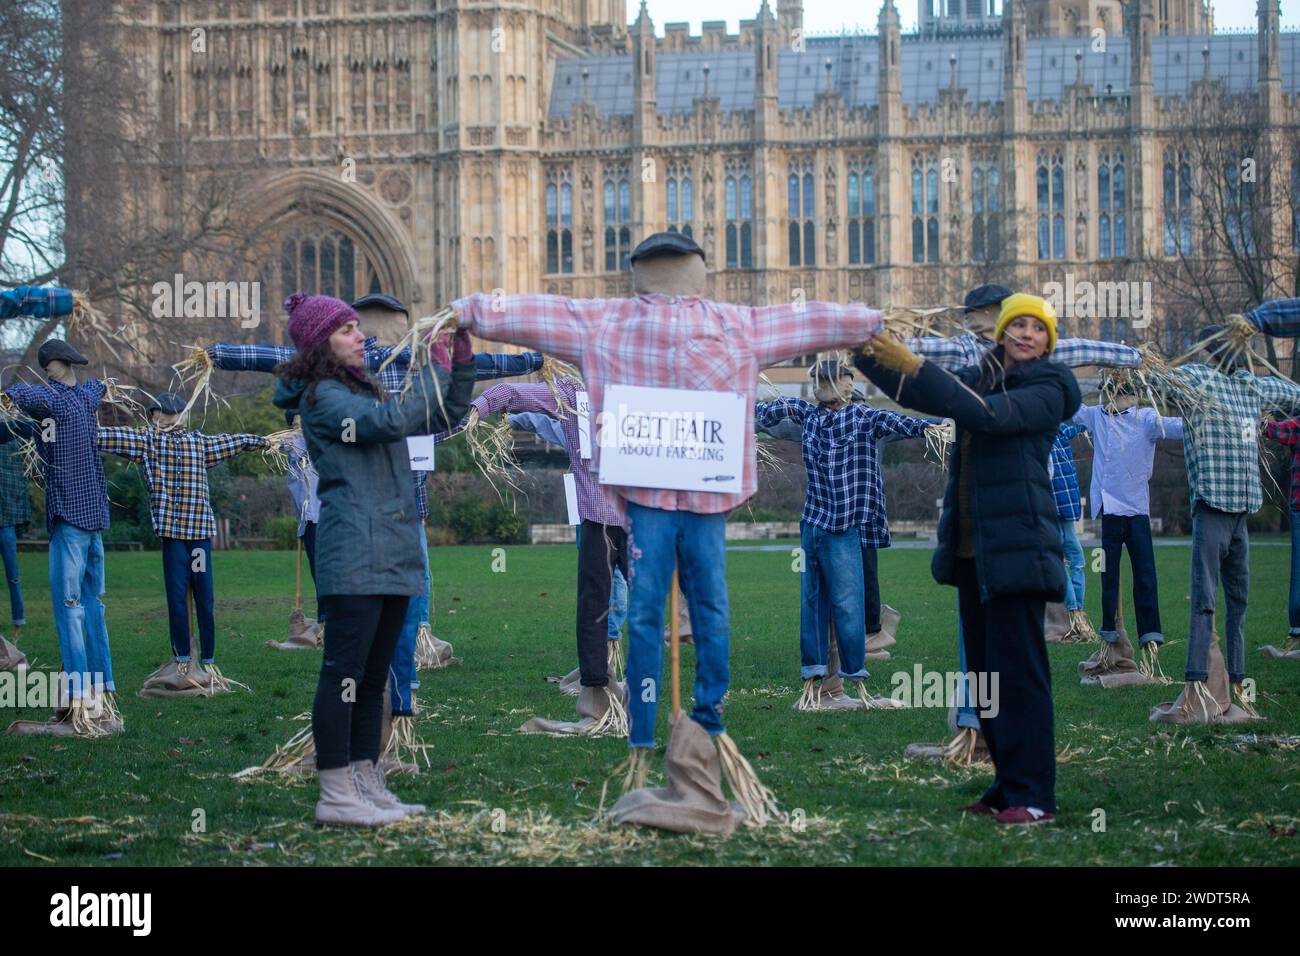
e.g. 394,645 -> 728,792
629,231 -> 706,265
37,338 -> 88,369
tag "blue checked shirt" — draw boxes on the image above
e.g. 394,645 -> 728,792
1167,364 -> 1300,514
98,427 -> 268,540
208,339 -> 542,518
0,419 -> 34,528
754,398 -> 929,547
1246,297 -> 1300,338
5,380 -> 110,534
909,332 -> 1142,371
1,285 -> 73,320
1049,423 -> 1085,521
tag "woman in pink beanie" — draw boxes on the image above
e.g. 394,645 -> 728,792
273,292 -> 474,827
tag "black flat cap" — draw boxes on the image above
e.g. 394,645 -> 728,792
147,392 -> 188,416
809,359 -> 853,381
629,231 -> 706,265
351,293 -> 408,315
963,284 -> 1014,314
37,339 -> 88,369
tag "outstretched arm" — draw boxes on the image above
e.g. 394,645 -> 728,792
1053,339 -> 1142,369
203,433 -> 271,466
472,381 -> 564,421
1,286 -> 73,321
754,398 -> 814,430
1246,298 -> 1300,338
750,302 -> 882,368
97,427 -> 150,463
208,342 -> 295,373
452,294 -> 604,365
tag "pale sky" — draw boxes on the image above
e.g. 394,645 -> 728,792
626,0 -> 1290,36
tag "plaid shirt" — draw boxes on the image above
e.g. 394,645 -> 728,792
5,380 -> 109,534
97,427 -> 268,540
1,285 -> 73,320
1265,419 -> 1300,512
1246,298 -> 1300,338
1167,364 -> 1300,514
473,377 -> 624,528
1049,423 -> 1085,521
453,293 -> 883,515
755,398 -> 927,546
208,341 -> 542,520
0,420 -> 33,528
910,332 -> 1141,371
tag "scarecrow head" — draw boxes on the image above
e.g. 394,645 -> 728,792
630,232 -> 706,298
809,358 -> 856,406
962,284 -> 1013,340
351,293 -> 410,349
37,338 -> 87,386
1098,372 -> 1138,411
147,392 -> 189,431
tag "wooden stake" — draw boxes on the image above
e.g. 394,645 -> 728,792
294,536 -> 304,611
670,567 -> 681,716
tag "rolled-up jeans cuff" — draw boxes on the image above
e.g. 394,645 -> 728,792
1099,629 -> 1120,644
12,619 -> 23,627
1289,627 -> 1300,637
1228,673 -> 1245,686
840,668 -> 870,680
955,709 -> 982,730
1184,672 -> 1208,683
1139,631 -> 1163,646
801,664 -> 829,680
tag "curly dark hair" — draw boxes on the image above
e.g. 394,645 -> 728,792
274,340 -> 384,407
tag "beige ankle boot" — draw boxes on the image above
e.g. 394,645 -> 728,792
352,759 -> 427,816
315,766 -> 408,827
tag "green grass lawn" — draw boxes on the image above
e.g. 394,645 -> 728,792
1,540 -> 1298,866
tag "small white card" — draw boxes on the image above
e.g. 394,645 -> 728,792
563,472 -> 580,525
406,435 -> 436,471
576,389 -> 592,460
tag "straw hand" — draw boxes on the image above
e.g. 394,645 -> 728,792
865,333 -> 924,377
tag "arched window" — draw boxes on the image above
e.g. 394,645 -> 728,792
787,161 -> 815,266
1037,150 -> 1066,260
666,163 -> 693,238
545,169 -> 573,274
604,167 -> 632,272
725,162 -> 754,269
1099,150 -> 1127,258
847,158 -> 876,265
911,155 -> 940,263
971,158 -> 1001,261
1163,147 -> 1192,257
272,226 -> 383,313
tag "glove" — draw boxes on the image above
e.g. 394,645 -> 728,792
452,328 -> 473,365
428,335 -> 452,373
865,333 -> 924,377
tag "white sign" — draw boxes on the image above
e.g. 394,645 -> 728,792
597,384 -> 746,494
576,389 -> 593,461
563,472 -> 580,525
406,435 -> 436,471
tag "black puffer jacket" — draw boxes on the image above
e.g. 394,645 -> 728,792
857,348 -> 1082,602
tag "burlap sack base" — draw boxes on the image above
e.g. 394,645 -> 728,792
1043,602 -> 1071,643
1150,633 -> 1262,725
610,713 -> 744,836
1079,629 -> 1160,687
415,625 -> 460,670
1260,644 -> 1300,660
551,666 -> 582,697
6,697 -> 124,739
268,609 -> 322,651
0,636 -> 27,672
904,733 -> 991,764
519,682 -> 629,736
138,660 -> 230,699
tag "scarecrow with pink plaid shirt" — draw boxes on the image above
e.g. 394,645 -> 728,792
451,231 -> 884,832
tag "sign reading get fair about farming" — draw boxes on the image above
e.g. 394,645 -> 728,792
597,384 -> 746,494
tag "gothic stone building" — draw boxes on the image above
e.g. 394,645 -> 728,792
95,0 -> 1294,378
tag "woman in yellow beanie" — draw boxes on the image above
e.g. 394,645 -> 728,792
854,294 -> 1079,825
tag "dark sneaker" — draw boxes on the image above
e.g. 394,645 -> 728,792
995,806 -> 1055,825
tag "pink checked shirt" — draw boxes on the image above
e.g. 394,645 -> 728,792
454,293 -> 884,515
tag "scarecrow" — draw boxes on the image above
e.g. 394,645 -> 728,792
903,283 -> 1142,764
1072,379 -> 1183,686
1047,422 -> 1097,643
755,359 -> 929,712
1262,415 -> 1300,661
203,306 -> 542,770
511,410 -> 627,691
268,410 -> 324,651
0,415 -> 34,671
98,392 -> 272,697
3,340 -> 120,737
1147,320 -> 1300,723
467,379 -> 628,736
448,230 -> 885,833
0,284 -> 74,322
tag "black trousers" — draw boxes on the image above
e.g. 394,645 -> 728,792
301,522 -> 323,621
861,543 -> 881,634
1100,513 -> 1162,641
577,520 -> 628,686
313,594 -> 407,771
954,559 -> 1056,813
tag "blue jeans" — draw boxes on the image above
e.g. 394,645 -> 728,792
0,525 -> 23,626
1290,511 -> 1300,636
161,538 -> 216,661
954,613 -> 981,730
625,504 -> 729,748
1059,518 -> 1085,611
799,523 -> 868,680
608,566 -> 628,640
1188,503 -> 1249,684
48,520 -> 114,697
389,527 -> 431,715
